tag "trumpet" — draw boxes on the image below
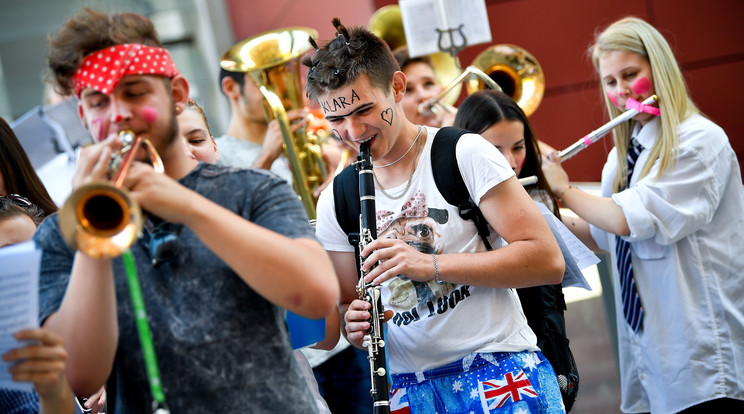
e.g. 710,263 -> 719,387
59,130 -> 163,258
558,95 -> 658,162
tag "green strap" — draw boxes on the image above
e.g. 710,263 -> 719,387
122,250 -> 167,408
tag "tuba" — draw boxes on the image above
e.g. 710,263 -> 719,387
466,44 -> 545,117
59,130 -> 163,259
220,28 -> 327,220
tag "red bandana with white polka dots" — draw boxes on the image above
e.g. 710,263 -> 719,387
72,43 -> 179,97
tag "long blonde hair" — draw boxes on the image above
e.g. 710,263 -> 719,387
590,17 -> 698,192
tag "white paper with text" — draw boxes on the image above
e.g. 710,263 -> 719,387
0,241 -> 41,392
400,0 -> 491,57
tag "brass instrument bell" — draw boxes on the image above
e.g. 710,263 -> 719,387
221,27 -> 326,219
467,44 -> 545,117
59,131 -> 163,259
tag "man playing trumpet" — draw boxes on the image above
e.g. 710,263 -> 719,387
35,8 -> 338,413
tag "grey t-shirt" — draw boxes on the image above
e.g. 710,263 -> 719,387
215,134 -> 293,184
35,163 -> 318,413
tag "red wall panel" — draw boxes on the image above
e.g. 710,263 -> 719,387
373,0 -> 744,181
225,0 -> 376,44
226,0 -> 744,181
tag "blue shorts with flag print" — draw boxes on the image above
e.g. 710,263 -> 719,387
390,351 -> 565,414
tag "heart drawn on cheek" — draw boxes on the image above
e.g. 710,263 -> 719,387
381,108 -> 393,126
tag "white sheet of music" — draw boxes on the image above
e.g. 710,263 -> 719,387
400,0 -> 492,57
0,240 -> 41,392
536,202 -> 598,291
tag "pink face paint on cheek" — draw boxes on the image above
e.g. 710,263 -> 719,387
607,91 -> 619,106
90,118 -> 105,142
143,106 -> 158,123
632,77 -> 651,95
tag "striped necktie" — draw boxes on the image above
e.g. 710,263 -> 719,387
616,138 -> 644,332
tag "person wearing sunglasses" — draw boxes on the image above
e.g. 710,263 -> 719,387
0,195 -> 42,247
0,196 -> 77,414
0,118 -> 58,218
34,8 -> 339,413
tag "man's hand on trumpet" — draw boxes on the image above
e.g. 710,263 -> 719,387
71,133 -> 123,190
122,161 -> 195,225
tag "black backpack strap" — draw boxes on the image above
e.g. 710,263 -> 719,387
333,162 -> 360,239
333,161 -> 363,275
431,127 -> 492,250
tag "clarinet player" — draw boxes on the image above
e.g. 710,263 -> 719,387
308,18 -> 567,413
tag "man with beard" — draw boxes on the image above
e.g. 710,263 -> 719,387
34,8 -> 339,413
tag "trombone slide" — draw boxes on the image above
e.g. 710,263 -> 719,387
558,95 -> 657,162
419,66 -> 502,116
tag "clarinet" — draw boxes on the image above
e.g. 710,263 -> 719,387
355,141 -> 391,414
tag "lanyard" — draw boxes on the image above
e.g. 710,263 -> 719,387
122,250 -> 170,413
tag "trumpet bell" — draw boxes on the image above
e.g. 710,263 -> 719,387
466,44 -> 545,116
60,182 -> 143,259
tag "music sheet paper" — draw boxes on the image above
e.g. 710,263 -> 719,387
535,202 -> 598,291
400,0 -> 492,58
0,240 -> 41,392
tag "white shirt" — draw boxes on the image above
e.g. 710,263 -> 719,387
590,115 -> 744,413
214,135 -> 293,183
316,126 -> 538,374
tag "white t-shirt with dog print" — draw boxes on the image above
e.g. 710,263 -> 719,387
315,126 -> 538,375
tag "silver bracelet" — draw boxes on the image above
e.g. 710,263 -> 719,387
432,254 -> 441,283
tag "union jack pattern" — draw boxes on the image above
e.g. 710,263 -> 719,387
390,352 -> 564,413
390,387 -> 411,414
479,371 -> 538,411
